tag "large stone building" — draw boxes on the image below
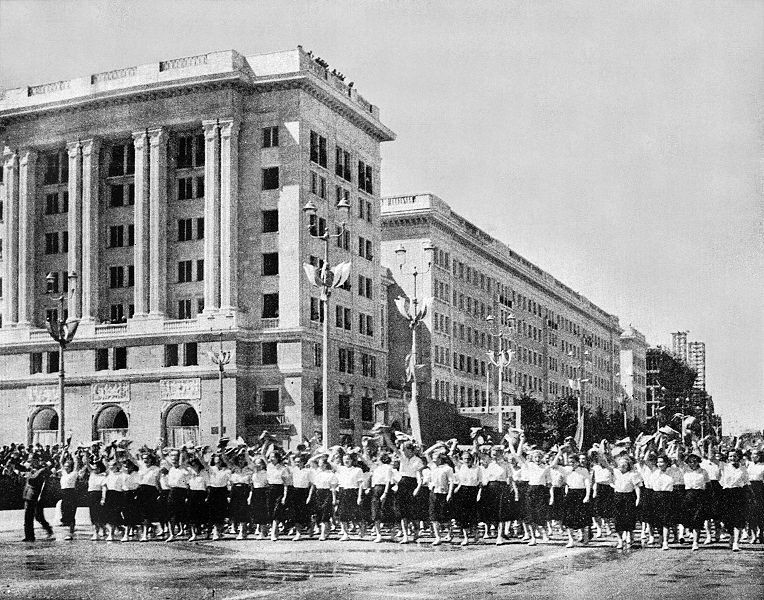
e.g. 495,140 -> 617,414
619,325 -> 647,422
687,341 -> 706,392
381,193 -> 623,428
0,47 -> 394,448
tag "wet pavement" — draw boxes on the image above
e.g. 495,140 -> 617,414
1,512 -> 762,599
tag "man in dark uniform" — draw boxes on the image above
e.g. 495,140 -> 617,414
22,453 -> 54,541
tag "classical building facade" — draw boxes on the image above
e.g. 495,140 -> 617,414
381,193 -> 623,428
619,325 -> 648,422
0,47 -> 394,448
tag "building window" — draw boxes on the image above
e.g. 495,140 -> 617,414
262,342 -> 278,365
109,266 -> 124,289
61,231 -> 69,253
177,260 -> 193,283
336,227 -> 350,251
310,131 -> 327,168
109,225 -> 125,248
310,297 -> 324,323
184,342 -> 198,366
262,210 -> 279,232
177,177 -> 194,200
177,133 -> 205,169
164,344 -> 179,367
309,215 -> 326,237
47,351 -> 60,373
262,389 -> 280,413
310,172 -> 326,198
95,348 -> 109,371
46,309 -> 58,324
109,304 -> 125,323
44,232 -> 60,255
338,394 -> 351,419
357,160 -> 373,194
262,293 -> 279,318
262,167 -> 280,190
262,126 -> 279,148
178,219 -> 193,242
196,218 -> 204,239
109,184 -> 125,208
335,146 -> 352,181
197,298 -> 205,315
178,299 -> 192,319
196,260 -> 204,282
262,253 -> 279,276
43,150 -> 68,185
358,237 -> 373,260
313,343 -> 322,367
361,394 -> 373,422
313,388 -> 323,416
113,347 -> 127,370
30,353 -> 43,374
45,193 -> 59,215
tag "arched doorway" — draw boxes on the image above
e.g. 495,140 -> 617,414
30,407 -> 59,446
94,405 -> 129,443
165,402 -> 199,447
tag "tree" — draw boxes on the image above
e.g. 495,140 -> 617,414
515,394 -> 546,446
543,396 -> 580,444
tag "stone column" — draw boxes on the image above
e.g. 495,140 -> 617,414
2,148 -> 19,326
132,131 -> 150,317
80,139 -> 100,323
219,119 -> 239,313
67,142 -> 83,319
17,149 -> 37,326
202,120 -> 221,314
148,128 -> 167,317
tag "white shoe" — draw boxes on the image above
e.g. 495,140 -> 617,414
293,532 -> 301,541
91,533 -> 99,541
236,532 -> 244,540
188,534 -> 197,542
528,539 -> 537,546
431,539 -> 442,546
692,542 -> 699,551
339,534 -> 349,542
565,541 -> 575,548
732,543 -> 740,552
662,542 -> 669,551
374,535 -> 383,543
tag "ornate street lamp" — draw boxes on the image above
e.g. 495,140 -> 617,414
485,313 -> 515,435
302,197 -> 352,447
45,271 -> 78,445
207,332 -> 231,437
393,241 -> 434,444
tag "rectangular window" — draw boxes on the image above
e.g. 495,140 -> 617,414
310,131 -> 327,168
45,193 -> 59,215
338,394 -> 351,419
262,389 -> 280,413
361,394 -> 374,422
95,348 -> 109,371
196,218 -> 204,239
262,210 -> 279,232
177,260 -> 192,283
109,184 -> 124,208
262,126 -> 279,148
164,344 -> 179,367
184,342 -> 198,366
261,342 -> 278,365
262,293 -> 279,318
262,252 -> 279,276
347,349 -> 355,373
127,184 -> 135,206
108,225 -> 123,248
358,160 -> 374,194
109,266 -> 124,289
369,356 -> 377,378
30,353 -> 43,374
127,224 -> 134,246
262,167 -> 279,190
47,351 -> 60,373
197,297 -> 205,315
310,297 -> 324,322
44,232 -> 59,255
344,307 -> 352,331
309,215 -> 326,237
338,348 -> 347,372
313,388 -> 323,416
109,145 -> 125,177
196,260 -> 204,281
177,299 -> 192,319
46,309 -> 58,324
113,347 -> 127,370
178,219 -> 193,242
61,231 -> 68,253
177,177 -> 193,200
109,303 -> 124,323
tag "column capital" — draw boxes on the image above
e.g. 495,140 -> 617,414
132,129 -> 148,145
80,138 -> 101,157
19,149 -> 37,167
3,146 -> 17,165
147,127 -> 167,146
66,140 -> 81,156
202,119 -> 220,139
218,119 -> 240,139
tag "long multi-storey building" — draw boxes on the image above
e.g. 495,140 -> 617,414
381,193 -> 622,425
619,325 -> 647,421
0,47 -> 394,448
688,341 -> 706,391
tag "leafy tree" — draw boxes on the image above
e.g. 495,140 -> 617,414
543,396 -> 580,443
515,394 -> 546,446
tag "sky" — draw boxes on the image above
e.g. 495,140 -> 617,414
1,0 -> 762,433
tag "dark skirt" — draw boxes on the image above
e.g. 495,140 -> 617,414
371,484 -> 395,524
207,486 -> 229,524
681,488 -> 707,530
481,481 -> 507,523
137,484 -> 159,524
747,480 -> 763,529
359,488 -> 372,524
549,487 -> 565,522
651,490 -> 674,528
563,488 -> 590,530
415,485 -> 431,523
639,488 -> 654,526
187,489 -> 208,526
671,485 -> 685,526
613,491 -> 638,533
291,487 -> 312,526
396,476 -> 418,521
705,480 -> 722,520
269,484 -> 287,522
87,490 -> 104,527
593,484 -> 614,519
122,488 -> 140,527
167,487 -> 188,525
249,487 -> 269,525
104,489 -> 123,526
60,488 -> 77,527
156,489 -> 170,523
526,484 -> 549,526
229,484 -> 251,523
514,481 -> 528,521
454,485 -> 479,528
337,487 -> 359,522
722,487 -> 747,530
313,488 -> 334,524
429,491 -> 448,523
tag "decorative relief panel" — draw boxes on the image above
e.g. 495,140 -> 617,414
91,381 -> 130,404
27,385 -> 59,406
160,378 -> 201,401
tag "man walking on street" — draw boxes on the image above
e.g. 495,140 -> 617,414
22,453 -> 54,542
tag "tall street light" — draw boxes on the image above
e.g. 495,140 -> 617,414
207,332 -> 231,437
302,197 -> 351,447
567,338 -> 590,448
45,271 -> 79,445
393,241 -> 433,444
485,314 -> 515,435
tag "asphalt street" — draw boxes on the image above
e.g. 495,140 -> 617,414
1,510 -> 762,600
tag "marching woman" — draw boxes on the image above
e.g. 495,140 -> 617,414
226,450 -> 253,540
547,450 -> 566,537
453,451 -> 482,546
681,452 -> 709,551
165,450 -> 191,542
335,451 -> 364,541
747,449 -> 764,544
58,450 -> 81,541
637,449 -> 658,547
249,456 -> 269,539
562,452 -> 592,548
482,446 -> 515,545
669,449 -> 689,544
370,452 -> 396,542
289,453 -> 313,541
649,454 -> 675,551
120,460 -> 141,542
518,449 -> 551,546
265,448 -> 291,541
206,453 -> 231,541
395,441 -> 424,544
611,454 -> 642,550
308,453 -> 338,541
590,445 -> 614,539
136,451 -> 161,542
720,449 -> 750,552
86,457 -> 107,540
186,457 -> 209,542
157,461 -> 172,539
424,445 -> 454,546
101,461 -> 124,542
701,446 -> 723,544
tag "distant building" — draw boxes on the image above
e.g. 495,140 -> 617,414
671,331 -> 689,362
620,325 -> 647,422
688,341 -> 706,391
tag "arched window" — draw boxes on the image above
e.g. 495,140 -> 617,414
165,403 -> 199,447
31,407 -> 59,446
94,405 -> 129,443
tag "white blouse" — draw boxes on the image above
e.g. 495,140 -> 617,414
398,454 -> 424,477
208,466 -> 231,488
612,469 -> 642,493
167,466 -> 190,489
455,465 -> 482,487
123,472 -> 140,491
650,470 -> 675,492
720,464 -> 750,489
104,471 -> 123,491
549,467 -> 566,487
428,464 -> 454,494
230,468 -> 253,485
250,470 -> 268,488
336,465 -> 363,489
592,464 -> 613,485
291,467 -> 313,489
138,465 -> 160,487
564,467 -> 590,490
60,470 -> 78,490
747,463 -> 764,482
523,462 -> 551,486
313,470 -> 338,490
371,464 -> 395,487
484,461 -> 511,483
700,460 -> 721,481
683,468 -> 709,490
266,464 -> 290,485
188,471 -> 209,491
88,472 -> 106,492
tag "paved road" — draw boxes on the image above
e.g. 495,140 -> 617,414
1,510 -> 762,599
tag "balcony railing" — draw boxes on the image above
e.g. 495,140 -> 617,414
95,323 -> 127,336
261,318 -> 279,329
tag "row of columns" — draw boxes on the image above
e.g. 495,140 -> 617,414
1,118 -> 238,328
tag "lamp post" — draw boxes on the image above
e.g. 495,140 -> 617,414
393,241 -> 434,444
45,271 -> 79,445
207,332 -> 231,437
485,314 -> 515,435
302,197 -> 352,447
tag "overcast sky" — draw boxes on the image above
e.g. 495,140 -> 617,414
1,0 -> 761,433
